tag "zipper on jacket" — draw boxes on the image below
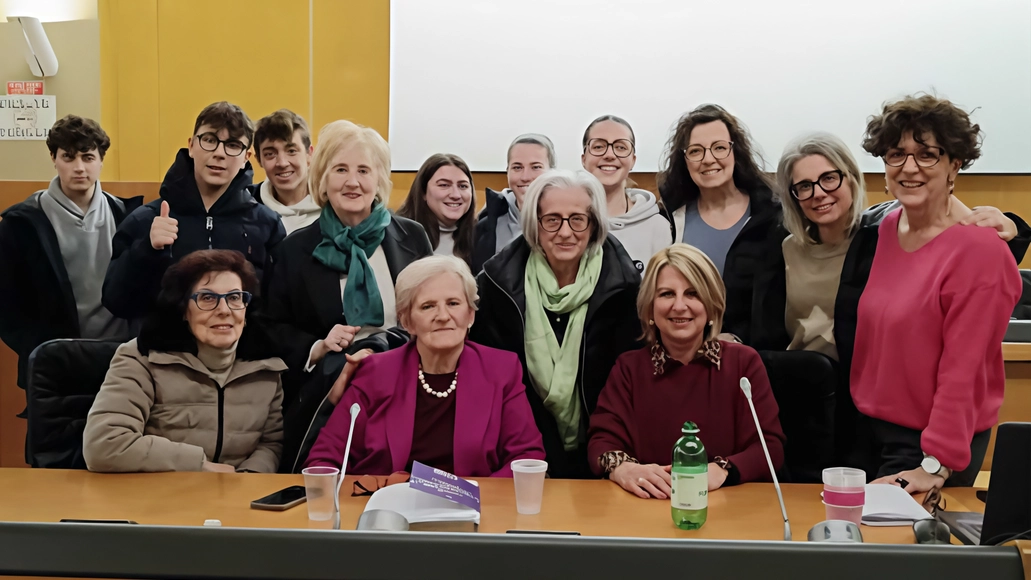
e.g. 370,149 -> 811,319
483,270 -> 525,337
243,229 -> 251,255
211,385 -> 226,463
206,216 -> 213,249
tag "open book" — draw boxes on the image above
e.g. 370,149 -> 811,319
363,482 -> 481,526
862,484 -> 934,526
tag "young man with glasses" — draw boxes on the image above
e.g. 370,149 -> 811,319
103,101 -> 285,322
0,115 -> 141,392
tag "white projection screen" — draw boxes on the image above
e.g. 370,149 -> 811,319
389,0 -> 1031,174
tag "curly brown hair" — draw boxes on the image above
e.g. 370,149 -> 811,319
657,104 -> 772,212
861,94 -> 982,170
46,115 -> 111,159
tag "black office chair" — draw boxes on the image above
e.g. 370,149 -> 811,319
758,350 -> 837,483
25,339 -> 122,469
1011,269 -> 1031,319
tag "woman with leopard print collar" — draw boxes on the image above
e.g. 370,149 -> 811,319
587,244 -> 785,499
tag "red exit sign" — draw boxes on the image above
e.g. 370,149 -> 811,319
7,81 -> 44,95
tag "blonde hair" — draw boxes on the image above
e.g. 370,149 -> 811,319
520,169 -> 609,256
394,255 -> 479,332
775,132 -> 866,245
308,120 -> 392,208
637,244 -> 725,347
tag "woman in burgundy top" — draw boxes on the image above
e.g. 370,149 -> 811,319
305,255 -> 545,477
588,244 -> 785,499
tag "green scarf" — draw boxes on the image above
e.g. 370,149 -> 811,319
523,247 -> 604,451
312,202 -> 391,328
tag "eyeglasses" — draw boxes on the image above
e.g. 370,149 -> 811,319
189,291 -> 252,311
685,141 -> 734,162
790,170 -> 844,201
195,132 -> 249,157
539,213 -> 591,233
883,146 -> 944,168
585,138 -> 634,158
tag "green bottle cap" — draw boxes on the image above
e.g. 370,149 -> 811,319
682,421 -> 699,434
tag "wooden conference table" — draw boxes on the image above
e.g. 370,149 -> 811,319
0,468 -> 985,544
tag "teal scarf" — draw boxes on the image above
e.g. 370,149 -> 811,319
523,247 -> 603,451
312,202 -> 391,327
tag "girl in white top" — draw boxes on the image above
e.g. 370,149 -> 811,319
580,115 -> 673,272
397,154 -> 477,268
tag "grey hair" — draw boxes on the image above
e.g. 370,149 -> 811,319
394,255 -> 479,332
506,133 -> 557,169
520,169 -> 609,256
775,132 -> 866,245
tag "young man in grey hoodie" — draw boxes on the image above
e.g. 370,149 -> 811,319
248,109 -> 320,235
0,115 -> 141,389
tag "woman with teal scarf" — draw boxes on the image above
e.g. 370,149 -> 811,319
471,169 -> 643,478
263,120 -> 432,470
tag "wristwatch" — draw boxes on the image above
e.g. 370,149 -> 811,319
920,455 -> 951,480
714,456 -> 733,472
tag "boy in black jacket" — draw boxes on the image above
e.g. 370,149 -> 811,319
102,101 -> 286,321
0,115 -> 141,388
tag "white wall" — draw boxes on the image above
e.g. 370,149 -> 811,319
390,0 -> 1031,173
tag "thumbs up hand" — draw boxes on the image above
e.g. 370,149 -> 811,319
150,200 -> 179,250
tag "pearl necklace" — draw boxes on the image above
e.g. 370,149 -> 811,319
418,365 -> 457,398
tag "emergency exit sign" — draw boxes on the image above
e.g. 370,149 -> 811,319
7,81 -> 44,95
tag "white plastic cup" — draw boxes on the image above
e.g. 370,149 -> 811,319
822,467 -> 866,525
302,466 -> 340,521
511,459 -> 548,515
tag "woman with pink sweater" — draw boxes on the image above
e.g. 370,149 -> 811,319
851,95 -> 1021,494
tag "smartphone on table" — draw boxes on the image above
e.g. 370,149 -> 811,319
250,485 -> 307,511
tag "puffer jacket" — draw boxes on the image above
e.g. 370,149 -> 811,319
82,336 -> 287,473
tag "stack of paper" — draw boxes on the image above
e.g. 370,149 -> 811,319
861,484 -> 934,526
363,482 -> 481,525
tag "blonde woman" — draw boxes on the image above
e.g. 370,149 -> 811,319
263,120 -> 432,469
588,244 -> 784,498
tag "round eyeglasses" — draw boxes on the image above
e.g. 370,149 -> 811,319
790,170 -> 844,201
195,132 -> 249,157
883,146 -> 944,168
190,291 -> 252,311
585,138 -> 634,159
538,213 -> 591,232
684,141 -> 734,162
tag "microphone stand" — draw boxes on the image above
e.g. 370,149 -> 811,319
740,378 -> 791,541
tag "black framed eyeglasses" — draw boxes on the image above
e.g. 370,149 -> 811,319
538,213 -> 591,232
684,140 -> 734,162
195,132 -> 249,157
585,138 -> 634,158
790,170 -> 844,201
189,291 -> 252,311
883,146 -> 944,168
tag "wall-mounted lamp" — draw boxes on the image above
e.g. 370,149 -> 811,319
0,0 -> 97,78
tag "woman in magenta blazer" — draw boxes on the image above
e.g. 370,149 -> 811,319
305,256 -> 545,477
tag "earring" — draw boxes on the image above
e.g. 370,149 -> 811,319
648,319 -> 655,326
948,179 -> 955,194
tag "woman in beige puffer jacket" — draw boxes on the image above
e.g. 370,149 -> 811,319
83,249 -> 286,473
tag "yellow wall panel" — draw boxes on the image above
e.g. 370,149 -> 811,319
102,0 -> 161,182
155,0 -> 310,181
311,0 -> 390,137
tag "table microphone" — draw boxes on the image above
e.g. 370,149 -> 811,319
739,377 -> 791,541
332,403 -> 361,530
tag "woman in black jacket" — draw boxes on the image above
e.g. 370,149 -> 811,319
471,169 -> 641,479
262,120 -> 432,469
657,104 -> 779,340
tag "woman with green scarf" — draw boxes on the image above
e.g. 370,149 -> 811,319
263,120 -> 432,469
471,169 -> 642,478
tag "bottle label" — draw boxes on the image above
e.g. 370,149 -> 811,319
671,466 -> 708,510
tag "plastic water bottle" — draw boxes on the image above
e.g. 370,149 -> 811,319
671,421 -> 708,530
